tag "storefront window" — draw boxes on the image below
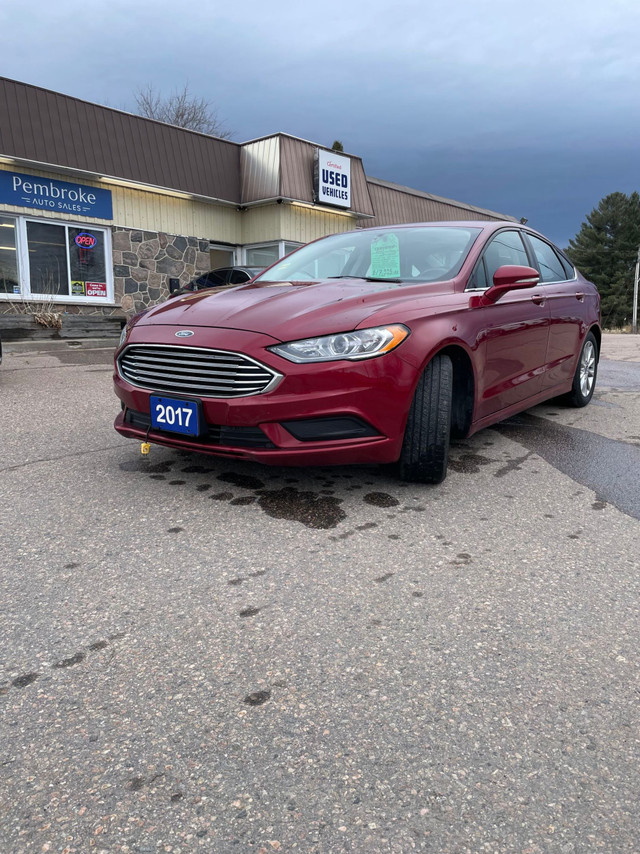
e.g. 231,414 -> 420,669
27,221 -> 68,295
68,227 -> 107,297
0,216 -> 112,302
0,215 -> 19,294
246,243 -> 280,268
209,245 -> 237,269
244,241 -> 303,267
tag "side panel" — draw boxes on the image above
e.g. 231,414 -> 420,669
378,288 -> 550,424
542,284 -> 599,388
473,292 -> 550,417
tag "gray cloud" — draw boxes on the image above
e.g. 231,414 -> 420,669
1,0 -> 638,245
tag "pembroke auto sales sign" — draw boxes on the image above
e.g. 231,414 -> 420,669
0,170 -> 113,219
314,149 -> 351,209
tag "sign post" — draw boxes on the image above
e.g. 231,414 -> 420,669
633,246 -> 639,335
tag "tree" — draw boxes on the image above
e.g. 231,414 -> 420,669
566,191 -> 640,328
331,140 -> 344,152
134,84 -> 231,139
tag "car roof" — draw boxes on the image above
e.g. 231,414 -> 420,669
351,220 -> 559,245
357,220 -> 515,232
206,266 -> 262,273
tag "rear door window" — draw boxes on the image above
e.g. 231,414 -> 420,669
201,269 -> 228,287
229,269 -> 251,284
526,234 -> 568,282
556,251 -> 575,280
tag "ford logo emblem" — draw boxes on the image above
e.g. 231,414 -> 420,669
175,330 -> 194,338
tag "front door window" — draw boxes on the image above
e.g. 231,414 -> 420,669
480,230 -> 530,286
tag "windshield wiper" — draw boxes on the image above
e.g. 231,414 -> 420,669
327,275 -> 403,283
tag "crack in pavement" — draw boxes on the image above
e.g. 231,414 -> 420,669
1,444 -> 128,473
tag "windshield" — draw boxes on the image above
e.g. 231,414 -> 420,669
256,226 -> 482,284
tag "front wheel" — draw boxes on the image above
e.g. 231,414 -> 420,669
564,332 -> 598,407
397,354 -> 453,484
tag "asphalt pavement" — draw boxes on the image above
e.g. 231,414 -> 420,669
0,334 -> 639,853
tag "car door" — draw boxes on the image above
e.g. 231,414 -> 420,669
468,229 -> 551,418
523,232 -> 582,390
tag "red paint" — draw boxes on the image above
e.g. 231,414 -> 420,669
113,221 -> 600,468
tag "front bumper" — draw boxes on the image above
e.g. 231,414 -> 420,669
113,328 -> 417,466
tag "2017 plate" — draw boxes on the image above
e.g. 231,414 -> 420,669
150,396 -> 200,436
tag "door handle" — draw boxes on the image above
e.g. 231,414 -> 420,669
531,294 -> 546,305
575,292 -> 584,301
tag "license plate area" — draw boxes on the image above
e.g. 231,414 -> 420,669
150,395 -> 201,437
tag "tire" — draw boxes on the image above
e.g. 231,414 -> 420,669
397,353 -> 453,483
564,332 -> 598,407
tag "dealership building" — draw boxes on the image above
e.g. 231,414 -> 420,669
0,76 -> 515,327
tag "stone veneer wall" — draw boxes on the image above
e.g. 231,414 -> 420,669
113,227 -> 211,315
0,226 -> 212,318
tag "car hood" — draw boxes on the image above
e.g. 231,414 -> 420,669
136,278 -> 455,341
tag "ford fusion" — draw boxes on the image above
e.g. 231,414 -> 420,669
113,222 -> 600,483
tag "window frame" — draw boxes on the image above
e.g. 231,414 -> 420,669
466,228 -> 534,292
0,214 -> 114,305
241,240 -> 304,268
0,213 -> 20,296
283,241 -> 303,257
521,230 -> 577,284
209,242 -> 239,268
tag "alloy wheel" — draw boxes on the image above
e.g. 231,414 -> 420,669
579,339 -> 596,397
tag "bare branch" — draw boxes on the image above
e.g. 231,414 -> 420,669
133,84 -> 232,139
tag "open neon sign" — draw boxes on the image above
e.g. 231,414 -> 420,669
75,232 -> 97,249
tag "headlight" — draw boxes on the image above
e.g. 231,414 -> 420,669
118,324 -> 128,349
268,324 -> 409,363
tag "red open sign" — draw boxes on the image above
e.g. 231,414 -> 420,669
86,281 -> 107,297
75,232 -> 97,249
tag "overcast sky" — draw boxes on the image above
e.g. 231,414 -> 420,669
2,0 -> 639,246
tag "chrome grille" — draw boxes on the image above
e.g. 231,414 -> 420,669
118,344 -> 282,398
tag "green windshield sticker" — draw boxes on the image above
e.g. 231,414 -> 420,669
370,233 -> 401,278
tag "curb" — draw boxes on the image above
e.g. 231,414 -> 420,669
4,338 -> 119,355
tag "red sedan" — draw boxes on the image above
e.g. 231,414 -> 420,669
113,221 -> 600,483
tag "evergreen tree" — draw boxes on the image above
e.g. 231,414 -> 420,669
566,192 -> 640,328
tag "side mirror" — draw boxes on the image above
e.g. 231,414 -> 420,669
483,265 -> 540,303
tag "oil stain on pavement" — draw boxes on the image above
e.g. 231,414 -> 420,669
3,633 -> 126,695
120,451 -> 414,529
257,486 -> 346,529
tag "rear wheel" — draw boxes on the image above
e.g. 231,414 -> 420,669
397,353 -> 453,483
565,332 -> 598,407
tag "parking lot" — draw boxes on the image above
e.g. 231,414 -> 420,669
1,334 -> 639,852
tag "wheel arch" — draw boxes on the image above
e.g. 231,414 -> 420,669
433,344 -> 475,439
589,324 -> 602,361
